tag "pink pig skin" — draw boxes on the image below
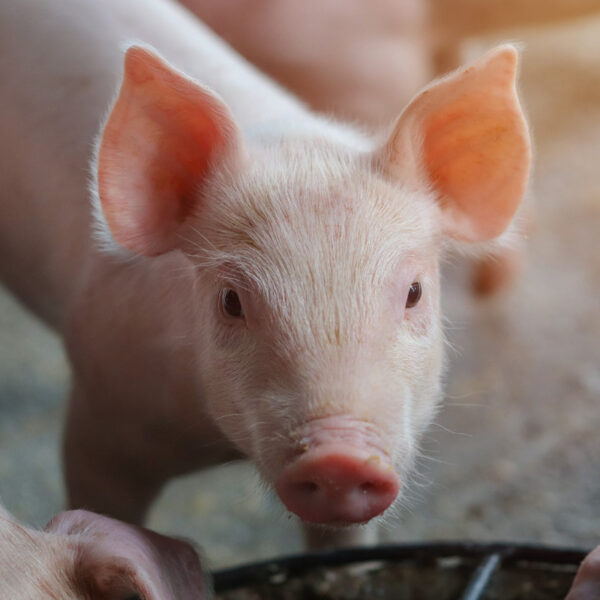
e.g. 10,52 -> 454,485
0,504 -> 207,600
0,0 -> 530,547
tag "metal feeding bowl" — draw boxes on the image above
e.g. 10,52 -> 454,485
213,542 -> 586,599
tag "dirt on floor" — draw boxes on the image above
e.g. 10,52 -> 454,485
0,16 -> 599,570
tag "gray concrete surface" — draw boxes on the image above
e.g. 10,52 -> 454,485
1,19 -> 599,570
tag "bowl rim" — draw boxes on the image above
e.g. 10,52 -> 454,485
213,540 -> 588,593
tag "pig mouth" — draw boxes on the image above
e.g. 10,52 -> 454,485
274,416 -> 400,525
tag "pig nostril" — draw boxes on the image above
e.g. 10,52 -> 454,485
359,482 -> 376,494
359,479 -> 395,495
295,481 -> 319,494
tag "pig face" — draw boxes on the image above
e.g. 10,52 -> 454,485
187,142 -> 445,522
0,506 -> 206,600
95,45 -> 530,525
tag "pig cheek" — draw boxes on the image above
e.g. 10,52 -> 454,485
390,298 -> 444,439
203,326 -> 280,458
201,329 -> 259,454
404,326 -> 445,434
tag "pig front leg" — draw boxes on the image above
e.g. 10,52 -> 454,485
64,380 -> 241,525
63,384 -> 165,525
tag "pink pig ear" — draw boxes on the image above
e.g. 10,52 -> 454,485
46,510 -> 207,600
97,45 -> 242,256
379,45 -> 531,242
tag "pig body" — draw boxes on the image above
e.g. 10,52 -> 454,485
0,0 -> 530,543
0,504 -> 206,599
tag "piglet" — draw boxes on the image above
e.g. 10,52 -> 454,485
0,0 -> 529,547
0,504 -> 206,599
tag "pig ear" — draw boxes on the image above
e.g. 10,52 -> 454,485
378,45 -> 531,242
97,45 -> 243,256
46,510 -> 207,600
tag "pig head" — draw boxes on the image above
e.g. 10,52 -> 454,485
92,44 -> 530,527
0,504 -> 207,600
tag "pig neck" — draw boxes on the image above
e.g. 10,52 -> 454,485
0,0 -> 367,331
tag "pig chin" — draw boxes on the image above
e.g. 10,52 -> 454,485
271,415 -> 401,526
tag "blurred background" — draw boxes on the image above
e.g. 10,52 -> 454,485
1,0 -> 599,570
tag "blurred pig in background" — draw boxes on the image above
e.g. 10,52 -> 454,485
180,0 -> 600,126
0,503 -> 207,600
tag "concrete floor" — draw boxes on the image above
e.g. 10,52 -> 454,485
1,18 -> 599,570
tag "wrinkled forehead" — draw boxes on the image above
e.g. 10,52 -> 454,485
209,141 -> 439,251
202,141 -> 440,316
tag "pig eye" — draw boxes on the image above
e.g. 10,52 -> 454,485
220,288 -> 244,318
406,281 -> 422,308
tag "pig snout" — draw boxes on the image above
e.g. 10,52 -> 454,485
276,450 -> 399,524
275,417 -> 399,524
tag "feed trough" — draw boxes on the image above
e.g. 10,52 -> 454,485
213,542 -> 586,599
